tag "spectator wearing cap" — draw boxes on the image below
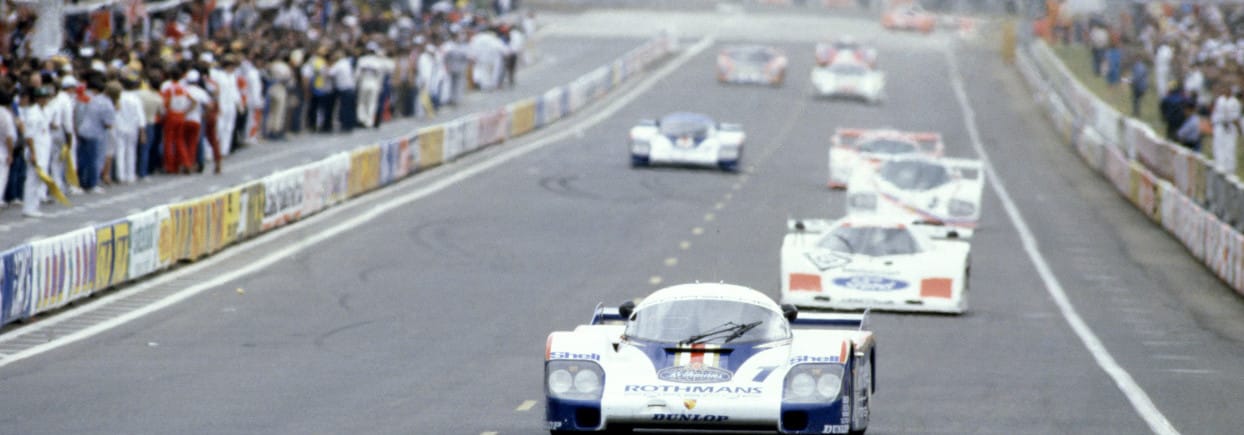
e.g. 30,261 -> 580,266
48,75 -> 80,195
75,74 -> 115,193
328,49 -> 358,133
19,84 -> 53,217
0,87 -> 15,208
114,75 -> 146,184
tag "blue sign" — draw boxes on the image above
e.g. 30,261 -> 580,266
831,276 -> 909,292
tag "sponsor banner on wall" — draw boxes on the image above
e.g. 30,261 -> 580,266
541,86 -> 567,126
127,206 -> 168,280
478,107 -> 510,146
262,167 -> 306,231
238,182 -> 266,239
509,98 -> 537,138
1159,181 -> 1179,233
380,139 -> 402,186
417,126 -> 445,169
442,116 -> 468,162
1128,162 -> 1159,222
348,145 -> 383,197
29,228 -> 97,314
1,245 -> 34,325
400,134 -> 419,177
1234,232 -> 1244,295
94,220 -> 131,291
1104,146 -> 1130,195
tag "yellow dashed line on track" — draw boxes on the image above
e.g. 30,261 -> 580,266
704,213 -> 716,222
664,257 -> 678,267
679,240 -> 691,250
649,275 -> 664,285
692,227 -> 704,235
714,202 -> 725,210
481,432 -> 498,435
516,400 -> 537,412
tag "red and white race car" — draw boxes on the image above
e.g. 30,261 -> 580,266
717,45 -> 788,87
827,128 -> 942,189
881,3 -> 936,33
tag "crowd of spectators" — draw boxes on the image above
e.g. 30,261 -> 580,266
1037,0 -> 1244,176
0,0 -> 533,218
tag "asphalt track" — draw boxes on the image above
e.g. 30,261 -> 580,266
3,6 -> 1244,435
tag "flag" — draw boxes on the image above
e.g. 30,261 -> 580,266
34,166 -> 71,206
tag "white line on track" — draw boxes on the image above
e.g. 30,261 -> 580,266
945,46 -> 1179,435
515,400 -> 537,412
0,35 -> 717,369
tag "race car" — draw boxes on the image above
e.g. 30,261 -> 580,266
845,156 -> 985,238
780,216 -> 970,314
810,60 -> 885,104
545,283 -> 876,434
717,45 -> 788,86
815,37 -> 877,68
881,3 -> 936,33
827,128 -> 943,189
629,112 -> 744,172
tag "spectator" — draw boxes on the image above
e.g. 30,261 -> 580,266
161,65 -> 196,174
210,54 -> 242,156
136,69 -> 165,180
1154,39 -> 1173,97
355,41 -> 392,129
443,29 -> 471,106
503,24 -> 524,88
1177,102 -> 1205,151
306,47 -> 334,133
329,48 -> 357,133
102,81 -> 124,186
48,74 -> 79,195
266,51 -> 293,139
1130,54 -> 1149,116
76,74 -> 114,193
1160,85 -> 1189,140
1105,41 -> 1123,86
20,85 -> 53,217
114,74 -> 146,184
0,87 -> 14,208
1090,22 -> 1110,76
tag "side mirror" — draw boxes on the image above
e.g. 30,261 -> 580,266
781,304 -> 798,322
618,301 -> 636,320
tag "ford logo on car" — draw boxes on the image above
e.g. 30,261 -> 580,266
657,365 -> 733,383
832,276 -> 909,291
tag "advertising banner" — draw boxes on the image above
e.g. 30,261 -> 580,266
29,228 -> 97,314
94,220 -> 130,291
416,125 -> 445,169
478,107 -> 509,147
1,245 -> 33,325
348,145 -> 383,197
262,167 -> 306,230
442,117 -> 468,162
127,206 -> 168,280
509,98 -> 537,138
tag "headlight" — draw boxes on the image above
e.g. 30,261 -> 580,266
948,199 -> 975,216
848,193 -> 877,210
631,140 -> 650,155
546,360 -> 605,400
784,364 -> 846,403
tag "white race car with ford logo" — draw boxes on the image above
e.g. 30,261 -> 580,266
545,283 -> 876,434
845,155 -> 985,239
780,216 -> 970,314
827,128 -> 943,189
629,112 -> 745,172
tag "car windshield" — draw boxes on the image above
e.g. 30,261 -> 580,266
859,138 -> 918,154
829,63 -> 867,75
659,114 -> 711,138
817,225 -> 922,256
835,42 -> 859,50
879,159 -> 950,191
625,299 -> 790,345
732,48 -> 773,63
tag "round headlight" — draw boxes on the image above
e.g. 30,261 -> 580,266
573,369 -> 601,393
816,372 -> 843,398
789,372 -> 816,398
548,369 -> 573,394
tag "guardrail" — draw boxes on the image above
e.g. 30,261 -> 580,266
0,32 -> 676,328
1016,39 -> 1244,296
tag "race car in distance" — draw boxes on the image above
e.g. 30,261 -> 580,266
629,112 -> 744,172
780,216 -> 970,314
811,59 -> 885,104
815,37 -> 877,68
845,156 -> 985,239
828,128 -> 943,189
545,283 -> 876,434
881,3 -> 936,33
717,45 -> 788,86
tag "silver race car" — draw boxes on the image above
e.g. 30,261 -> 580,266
718,45 -> 788,86
629,112 -> 745,172
545,283 -> 876,434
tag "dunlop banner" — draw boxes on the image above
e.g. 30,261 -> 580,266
30,228 -> 97,314
94,220 -> 130,290
1,245 -> 33,325
348,145 -> 383,197
417,125 -> 445,169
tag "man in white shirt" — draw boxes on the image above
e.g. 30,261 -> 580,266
20,86 -> 54,217
273,0 -> 309,33
329,49 -> 358,132
47,75 -> 80,194
1155,42 -> 1173,97
209,55 -> 244,156
114,75 -> 147,184
1211,85 -> 1240,174
355,42 -> 394,129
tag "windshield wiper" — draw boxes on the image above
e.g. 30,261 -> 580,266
680,321 -> 763,345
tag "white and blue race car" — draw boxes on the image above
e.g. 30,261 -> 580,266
629,112 -> 745,172
845,155 -> 985,239
780,216 -> 971,314
546,283 -> 876,434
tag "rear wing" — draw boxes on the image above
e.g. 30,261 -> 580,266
787,218 -> 835,234
790,310 -> 870,331
832,128 -> 943,156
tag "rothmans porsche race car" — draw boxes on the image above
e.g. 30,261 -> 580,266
811,59 -> 885,104
815,37 -> 877,68
780,216 -> 970,314
545,283 -> 876,434
828,128 -> 943,189
717,45 -> 788,86
629,112 -> 745,172
845,156 -> 985,239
